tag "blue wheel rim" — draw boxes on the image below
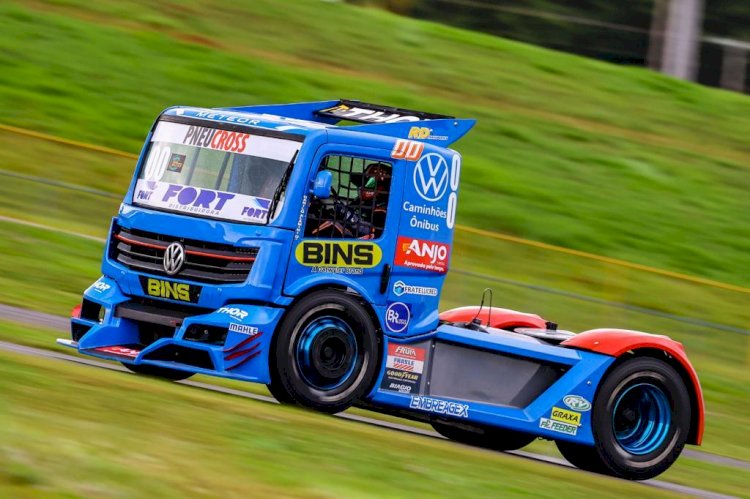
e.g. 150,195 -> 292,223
295,315 -> 358,391
612,383 -> 672,455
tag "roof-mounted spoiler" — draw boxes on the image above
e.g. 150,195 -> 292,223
315,99 -> 453,123
220,100 -> 475,146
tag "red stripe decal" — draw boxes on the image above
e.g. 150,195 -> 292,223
94,346 -> 141,358
224,343 -> 261,362
226,350 -> 261,371
185,249 -> 256,262
222,332 -> 263,353
116,233 -> 256,262
115,233 -> 167,251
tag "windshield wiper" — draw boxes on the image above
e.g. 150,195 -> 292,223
267,150 -> 299,224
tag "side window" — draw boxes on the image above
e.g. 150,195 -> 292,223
304,155 -> 392,239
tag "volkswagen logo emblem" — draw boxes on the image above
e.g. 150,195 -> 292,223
413,153 -> 449,202
163,242 -> 185,275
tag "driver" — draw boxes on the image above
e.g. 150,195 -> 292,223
306,162 -> 391,239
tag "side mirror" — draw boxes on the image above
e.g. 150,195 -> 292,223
312,170 -> 332,199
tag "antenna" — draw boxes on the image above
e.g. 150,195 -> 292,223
471,288 -> 494,327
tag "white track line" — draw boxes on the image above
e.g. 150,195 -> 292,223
0,215 -> 106,242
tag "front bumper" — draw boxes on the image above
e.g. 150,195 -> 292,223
62,276 -> 283,383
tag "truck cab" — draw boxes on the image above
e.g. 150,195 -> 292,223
66,100 -> 473,387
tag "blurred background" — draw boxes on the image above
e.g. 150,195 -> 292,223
0,0 -> 747,497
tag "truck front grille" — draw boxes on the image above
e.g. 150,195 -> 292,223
111,227 -> 258,284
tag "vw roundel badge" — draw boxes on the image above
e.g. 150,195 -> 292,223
163,242 -> 185,275
413,153 -> 449,202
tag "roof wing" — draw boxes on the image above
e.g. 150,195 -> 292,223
315,99 -> 453,123
341,119 -> 476,146
220,99 -> 453,125
219,100 -> 342,125
219,100 -> 474,145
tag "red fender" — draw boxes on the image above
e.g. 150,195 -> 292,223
562,329 -> 705,445
439,306 -> 548,330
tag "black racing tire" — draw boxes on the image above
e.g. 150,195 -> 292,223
266,380 -> 295,404
121,362 -> 194,381
270,290 -> 380,414
556,441 -> 607,474
432,421 -> 537,451
556,357 -> 691,480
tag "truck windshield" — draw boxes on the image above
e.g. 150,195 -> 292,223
133,119 -> 301,224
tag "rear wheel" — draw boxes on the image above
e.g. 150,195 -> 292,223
556,357 -> 690,480
269,290 -> 380,413
432,421 -> 536,451
121,362 -> 194,381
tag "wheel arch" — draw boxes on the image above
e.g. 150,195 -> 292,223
563,329 -> 704,445
283,283 -> 383,335
271,284 -> 384,377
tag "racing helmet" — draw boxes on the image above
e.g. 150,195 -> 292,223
358,162 -> 391,202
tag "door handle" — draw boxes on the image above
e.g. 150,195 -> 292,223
379,264 -> 391,294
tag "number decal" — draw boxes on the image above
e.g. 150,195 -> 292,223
144,145 -> 171,181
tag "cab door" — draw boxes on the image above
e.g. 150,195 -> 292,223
283,143 -> 403,306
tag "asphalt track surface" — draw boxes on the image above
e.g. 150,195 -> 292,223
0,304 -> 742,498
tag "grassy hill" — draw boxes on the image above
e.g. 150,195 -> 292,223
0,0 -> 748,287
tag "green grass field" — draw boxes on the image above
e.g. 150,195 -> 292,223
0,347 -> 687,498
1,321 -> 748,497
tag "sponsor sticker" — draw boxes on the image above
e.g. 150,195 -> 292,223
228,323 -> 258,335
386,382 -> 413,394
91,279 -> 111,293
381,369 -> 421,393
151,121 -> 299,162
134,180 -> 271,223
294,195 -> 308,240
391,139 -> 424,161
413,153 -> 449,201
386,344 -> 425,373
94,346 -> 140,358
182,125 -> 249,153
392,280 -> 438,297
318,104 -> 422,124
408,126 -> 449,142
218,307 -> 249,321
295,241 -> 382,269
551,407 -> 582,426
410,396 -> 469,418
539,417 -> 578,436
190,110 -> 262,126
394,236 -> 450,274
385,302 -> 410,333
140,277 -> 200,303
380,343 -> 426,394
167,153 -> 186,173
403,201 -> 447,232
563,395 -> 592,412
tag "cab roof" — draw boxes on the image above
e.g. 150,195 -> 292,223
162,100 -> 475,146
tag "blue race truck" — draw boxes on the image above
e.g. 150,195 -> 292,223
59,100 -> 704,480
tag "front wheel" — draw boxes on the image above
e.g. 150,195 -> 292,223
121,362 -> 194,381
557,356 -> 691,480
269,290 -> 380,413
432,421 -> 537,451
